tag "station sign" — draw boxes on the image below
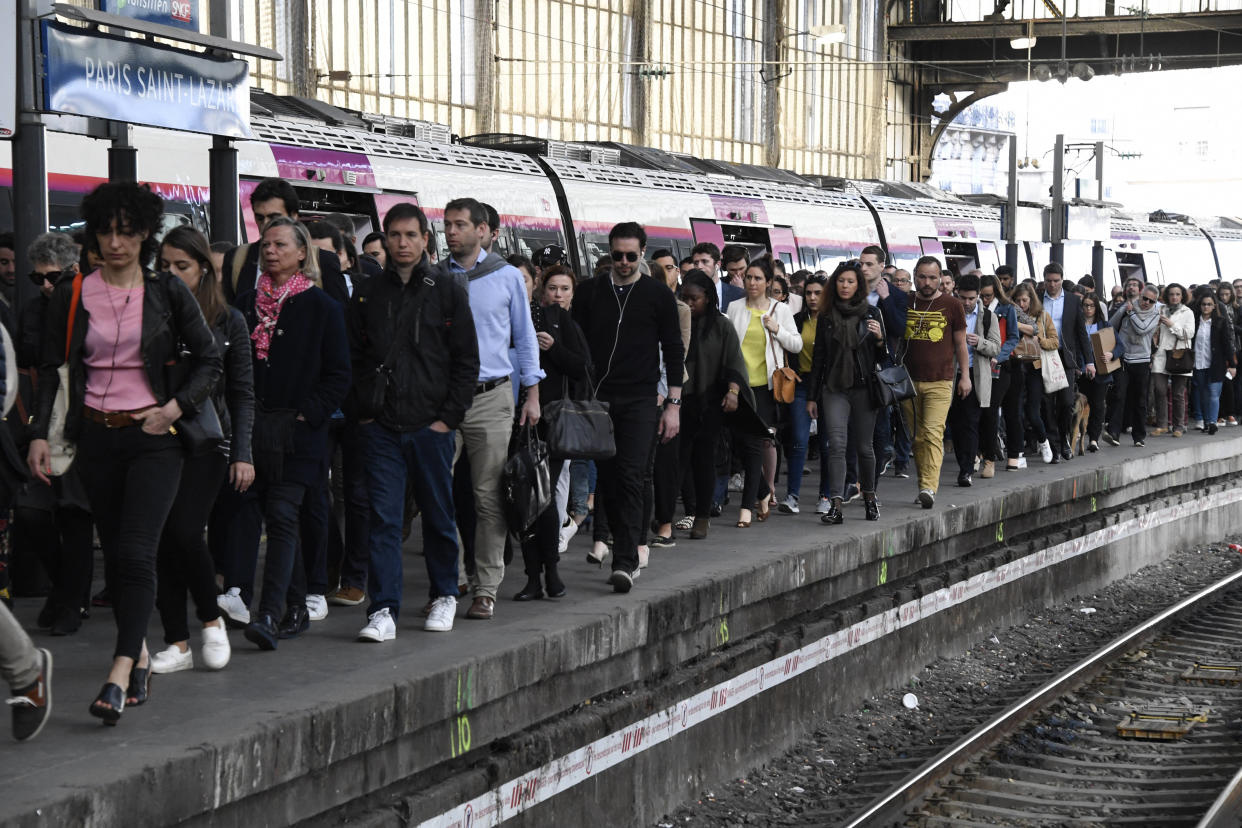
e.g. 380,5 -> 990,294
41,21 -> 251,138
102,0 -> 200,32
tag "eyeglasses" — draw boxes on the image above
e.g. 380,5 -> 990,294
1139,296 -> 1156,304
610,250 -> 639,263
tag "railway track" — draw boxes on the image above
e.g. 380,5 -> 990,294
841,566 -> 1242,828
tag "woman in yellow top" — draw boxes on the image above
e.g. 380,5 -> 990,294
726,256 -> 801,526
1009,282 -> 1059,466
778,272 -> 830,515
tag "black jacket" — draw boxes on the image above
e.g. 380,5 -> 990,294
806,305 -> 884,402
223,243 -> 349,309
32,270 -> 222,442
532,302 -> 589,403
1039,290 -> 1093,372
235,285 -> 351,428
1194,313 -> 1238,382
210,308 -> 255,465
347,256 -> 479,432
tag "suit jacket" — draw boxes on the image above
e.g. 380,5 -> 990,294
1040,290 -> 1093,372
719,280 -> 745,311
223,243 -> 349,309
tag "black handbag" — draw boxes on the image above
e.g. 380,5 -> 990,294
170,400 -> 224,456
502,425 -> 554,536
541,373 -> 615,460
870,318 -> 917,407
1165,347 -> 1193,374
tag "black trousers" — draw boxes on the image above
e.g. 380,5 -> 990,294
980,368 -> 1010,462
1044,382 -> 1077,452
256,480 -> 313,621
1109,361 -> 1152,443
76,421 -> 184,661
1078,374 -> 1109,442
521,459 -> 566,577
209,481 -> 262,605
596,395 -> 660,573
679,394 -> 724,521
16,471 -> 93,617
156,452 -> 227,644
949,387 -> 982,478
326,418 -> 371,591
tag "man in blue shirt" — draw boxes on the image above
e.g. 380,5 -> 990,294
1039,262 -> 1095,461
442,198 -> 544,620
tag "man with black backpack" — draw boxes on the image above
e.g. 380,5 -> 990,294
347,203 -> 479,642
948,273 -> 1001,487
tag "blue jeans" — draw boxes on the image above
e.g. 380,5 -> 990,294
364,422 -> 460,619
569,459 -> 591,517
1194,369 -> 1223,427
786,383 -> 829,500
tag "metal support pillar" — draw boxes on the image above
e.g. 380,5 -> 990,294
108,122 -> 137,181
289,1 -> 313,98
630,0 -> 652,147
1050,133 -> 1065,266
473,0 -> 496,134
1091,139 -> 1105,283
209,135 -> 239,244
12,0 -> 47,282
1005,138 -> 1019,272
760,0 -> 784,169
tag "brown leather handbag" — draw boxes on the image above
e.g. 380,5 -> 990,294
767,311 -> 800,403
1011,334 -> 1041,362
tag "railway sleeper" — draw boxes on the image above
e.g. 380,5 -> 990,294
968,773 -> 1224,802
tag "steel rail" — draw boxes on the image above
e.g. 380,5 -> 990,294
840,564 -> 1242,828
1196,764 -> 1242,827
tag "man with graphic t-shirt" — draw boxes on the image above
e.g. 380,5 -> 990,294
902,256 -> 970,510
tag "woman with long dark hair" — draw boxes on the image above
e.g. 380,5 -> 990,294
27,182 -> 222,724
148,227 -> 255,674
1078,292 -> 1121,451
1150,282 -> 1194,437
1216,282 -> 1239,425
779,272 -> 830,515
1192,291 -> 1237,435
806,261 -> 884,523
1008,283 -> 1058,466
678,269 -> 752,539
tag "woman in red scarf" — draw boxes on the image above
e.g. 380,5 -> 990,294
234,217 -> 351,650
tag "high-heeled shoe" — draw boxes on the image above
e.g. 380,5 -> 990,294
586,541 -> 610,567
736,508 -> 753,528
126,664 -> 151,707
90,682 -> 125,726
756,499 -> 771,522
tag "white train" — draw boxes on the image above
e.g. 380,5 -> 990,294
2,96 -> 1237,294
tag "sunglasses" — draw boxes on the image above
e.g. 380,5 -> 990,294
610,250 -> 639,263
28,266 -> 74,286
1139,296 -> 1156,304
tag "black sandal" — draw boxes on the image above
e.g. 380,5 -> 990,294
89,682 -> 125,726
126,666 -> 152,707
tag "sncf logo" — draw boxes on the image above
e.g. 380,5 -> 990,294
171,0 -> 192,22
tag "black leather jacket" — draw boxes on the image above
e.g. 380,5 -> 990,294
211,308 -> 255,464
32,270 -> 222,442
806,305 -> 884,402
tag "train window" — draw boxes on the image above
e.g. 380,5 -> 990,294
799,246 -> 815,269
580,233 -> 611,276
778,251 -> 793,268
942,242 -> 979,277
514,229 -> 562,260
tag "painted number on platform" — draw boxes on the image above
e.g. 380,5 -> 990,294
716,618 -> 730,647
450,668 -> 475,758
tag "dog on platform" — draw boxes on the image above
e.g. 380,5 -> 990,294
1069,391 -> 1090,455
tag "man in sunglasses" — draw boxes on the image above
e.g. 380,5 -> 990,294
1103,284 -> 1161,448
573,222 -> 684,594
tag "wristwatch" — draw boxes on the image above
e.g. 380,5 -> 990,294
664,397 -> 682,407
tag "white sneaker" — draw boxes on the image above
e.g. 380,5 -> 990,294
778,494 -> 800,514
217,587 -> 250,626
815,497 -> 832,515
1191,419 -> 1204,430
358,608 -> 396,642
558,519 -> 579,554
200,622 -> 231,670
637,545 -> 650,569
1038,440 -> 1053,464
305,594 -> 328,621
728,473 -> 744,492
424,597 -> 456,632
150,645 -> 193,674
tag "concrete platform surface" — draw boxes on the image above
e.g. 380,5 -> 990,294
2,430 -> 1240,826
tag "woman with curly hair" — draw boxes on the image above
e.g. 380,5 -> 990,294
27,182 -> 222,725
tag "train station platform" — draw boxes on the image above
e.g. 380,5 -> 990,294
4,430 -> 1242,828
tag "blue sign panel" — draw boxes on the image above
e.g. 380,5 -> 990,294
42,22 -> 251,138
102,0 -> 200,32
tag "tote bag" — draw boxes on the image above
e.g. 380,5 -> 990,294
1040,347 -> 1069,393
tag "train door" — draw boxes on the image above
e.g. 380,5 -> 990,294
690,219 -> 726,251
1116,251 -> 1157,286
976,241 -> 1001,274
769,227 -> 797,270
941,241 -> 981,277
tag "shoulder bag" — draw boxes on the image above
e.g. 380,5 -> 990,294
46,273 -> 84,476
541,377 -> 615,460
1040,346 -> 1069,393
1166,321 -> 1193,373
767,308 -> 800,404
166,348 -> 224,456
870,313 -> 916,407
1011,334 -> 1041,362
502,424 -> 554,537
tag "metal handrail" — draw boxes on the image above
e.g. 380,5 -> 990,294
840,564 -> 1242,828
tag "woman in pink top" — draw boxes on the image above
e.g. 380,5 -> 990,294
27,182 -> 221,726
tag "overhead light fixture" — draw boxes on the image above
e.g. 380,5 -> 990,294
1010,21 -> 1036,51
808,24 -> 847,45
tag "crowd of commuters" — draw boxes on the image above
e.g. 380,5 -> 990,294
1,177 -> 1240,739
